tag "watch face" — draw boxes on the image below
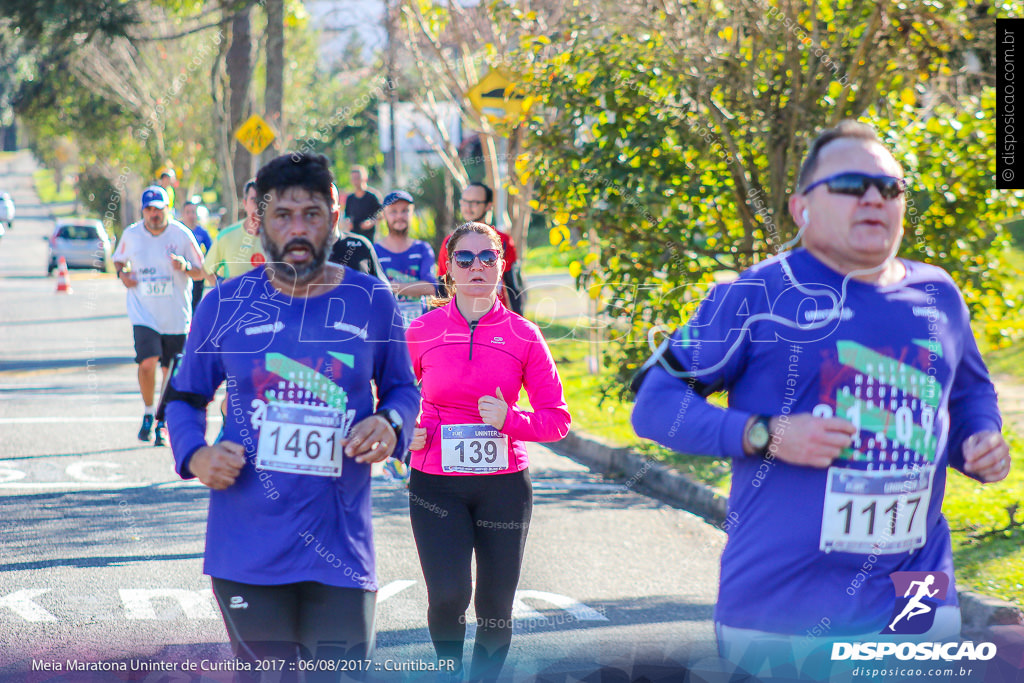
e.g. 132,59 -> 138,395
748,421 -> 770,449
386,409 -> 403,429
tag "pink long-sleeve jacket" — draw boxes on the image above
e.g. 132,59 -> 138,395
404,299 -> 571,475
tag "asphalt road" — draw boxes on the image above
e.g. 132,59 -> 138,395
0,152 -> 726,682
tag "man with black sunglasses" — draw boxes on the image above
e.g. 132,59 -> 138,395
632,120 -> 1009,680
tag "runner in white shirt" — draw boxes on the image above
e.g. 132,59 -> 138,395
113,185 -> 205,447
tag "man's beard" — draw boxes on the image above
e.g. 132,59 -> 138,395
262,232 -> 331,286
144,215 -> 167,233
387,221 -> 408,234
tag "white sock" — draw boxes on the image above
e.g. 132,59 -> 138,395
144,405 -> 155,416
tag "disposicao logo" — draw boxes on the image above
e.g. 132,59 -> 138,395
884,571 -> 948,635
830,571 -> 996,663
831,642 -> 996,662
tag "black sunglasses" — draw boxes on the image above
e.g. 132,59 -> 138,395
452,249 -> 500,269
802,172 -> 908,199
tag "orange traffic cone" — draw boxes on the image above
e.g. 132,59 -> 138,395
56,257 -> 72,294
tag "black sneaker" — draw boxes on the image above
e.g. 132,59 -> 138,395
138,414 -> 154,442
153,420 -> 166,447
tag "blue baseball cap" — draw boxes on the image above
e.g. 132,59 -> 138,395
141,185 -> 169,210
382,190 -> 414,207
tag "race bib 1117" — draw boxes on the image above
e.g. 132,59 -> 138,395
819,466 -> 932,555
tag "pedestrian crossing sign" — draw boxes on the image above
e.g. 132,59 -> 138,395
235,114 -> 277,155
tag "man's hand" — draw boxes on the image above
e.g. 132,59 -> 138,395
410,427 -> 427,451
118,269 -> 138,288
342,414 -> 396,464
760,413 -> 856,468
189,442 -> 246,490
963,430 -> 1011,483
478,387 -> 508,430
170,254 -> 191,272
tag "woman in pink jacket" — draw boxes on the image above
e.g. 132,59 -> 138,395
405,222 -> 571,680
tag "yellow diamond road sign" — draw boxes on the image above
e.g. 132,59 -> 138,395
235,114 -> 277,155
466,70 -> 529,125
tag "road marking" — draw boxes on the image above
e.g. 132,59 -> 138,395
377,580 -> 416,603
0,416 -> 223,424
514,590 -> 609,622
0,465 -> 27,483
120,589 -> 219,620
0,393 -> 139,402
0,589 -> 57,622
0,585 -> 611,623
66,461 -> 122,482
0,481 -> 150,491
532,481 -> 625,493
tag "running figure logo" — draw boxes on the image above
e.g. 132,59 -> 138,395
882,571 -> 948,634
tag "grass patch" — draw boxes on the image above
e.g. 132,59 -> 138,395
539,318 -> 1023,607
540,319 -> 732,492
944,436 -> 1024,606
523,243 -> 587,276
33,168 -> 76,204
987,341 -> 1024,381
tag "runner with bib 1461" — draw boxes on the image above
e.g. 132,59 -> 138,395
165,152 -> 420,678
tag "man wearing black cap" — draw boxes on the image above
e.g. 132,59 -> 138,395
112,185 -> 205,446
374,190 -> 437,327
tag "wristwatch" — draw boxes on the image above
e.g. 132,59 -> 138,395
376,408 -> 403,439
745,415 -> 773,457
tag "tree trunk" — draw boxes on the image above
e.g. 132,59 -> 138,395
228,6 -> 254,213
211,19 -> 236,222
506,124 -> 532,258
261,0 -> 285,166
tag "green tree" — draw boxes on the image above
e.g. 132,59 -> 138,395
513,0 -> 1023,395
7,1 -> 230,229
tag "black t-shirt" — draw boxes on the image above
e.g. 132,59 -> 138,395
345,191 -> 382,241
329,233 -> 382,278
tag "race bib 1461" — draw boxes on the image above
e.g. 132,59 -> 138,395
256,403 -> 346,477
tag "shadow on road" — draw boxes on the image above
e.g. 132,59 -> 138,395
0,313 -> 126,327
378,594 -> 715,647
0,552 -> 205,573
0,485 -> 209,563
1,446 -> 144,461
0,356 -> 134,373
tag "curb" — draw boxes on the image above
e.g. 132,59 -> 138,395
548,430 -> 728,524
549,428 -> 1023,639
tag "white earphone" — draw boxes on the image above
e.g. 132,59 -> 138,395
802,208 -> 809,224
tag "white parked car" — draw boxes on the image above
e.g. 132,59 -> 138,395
46,218 -> 113,274
0,192 -> 14,230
